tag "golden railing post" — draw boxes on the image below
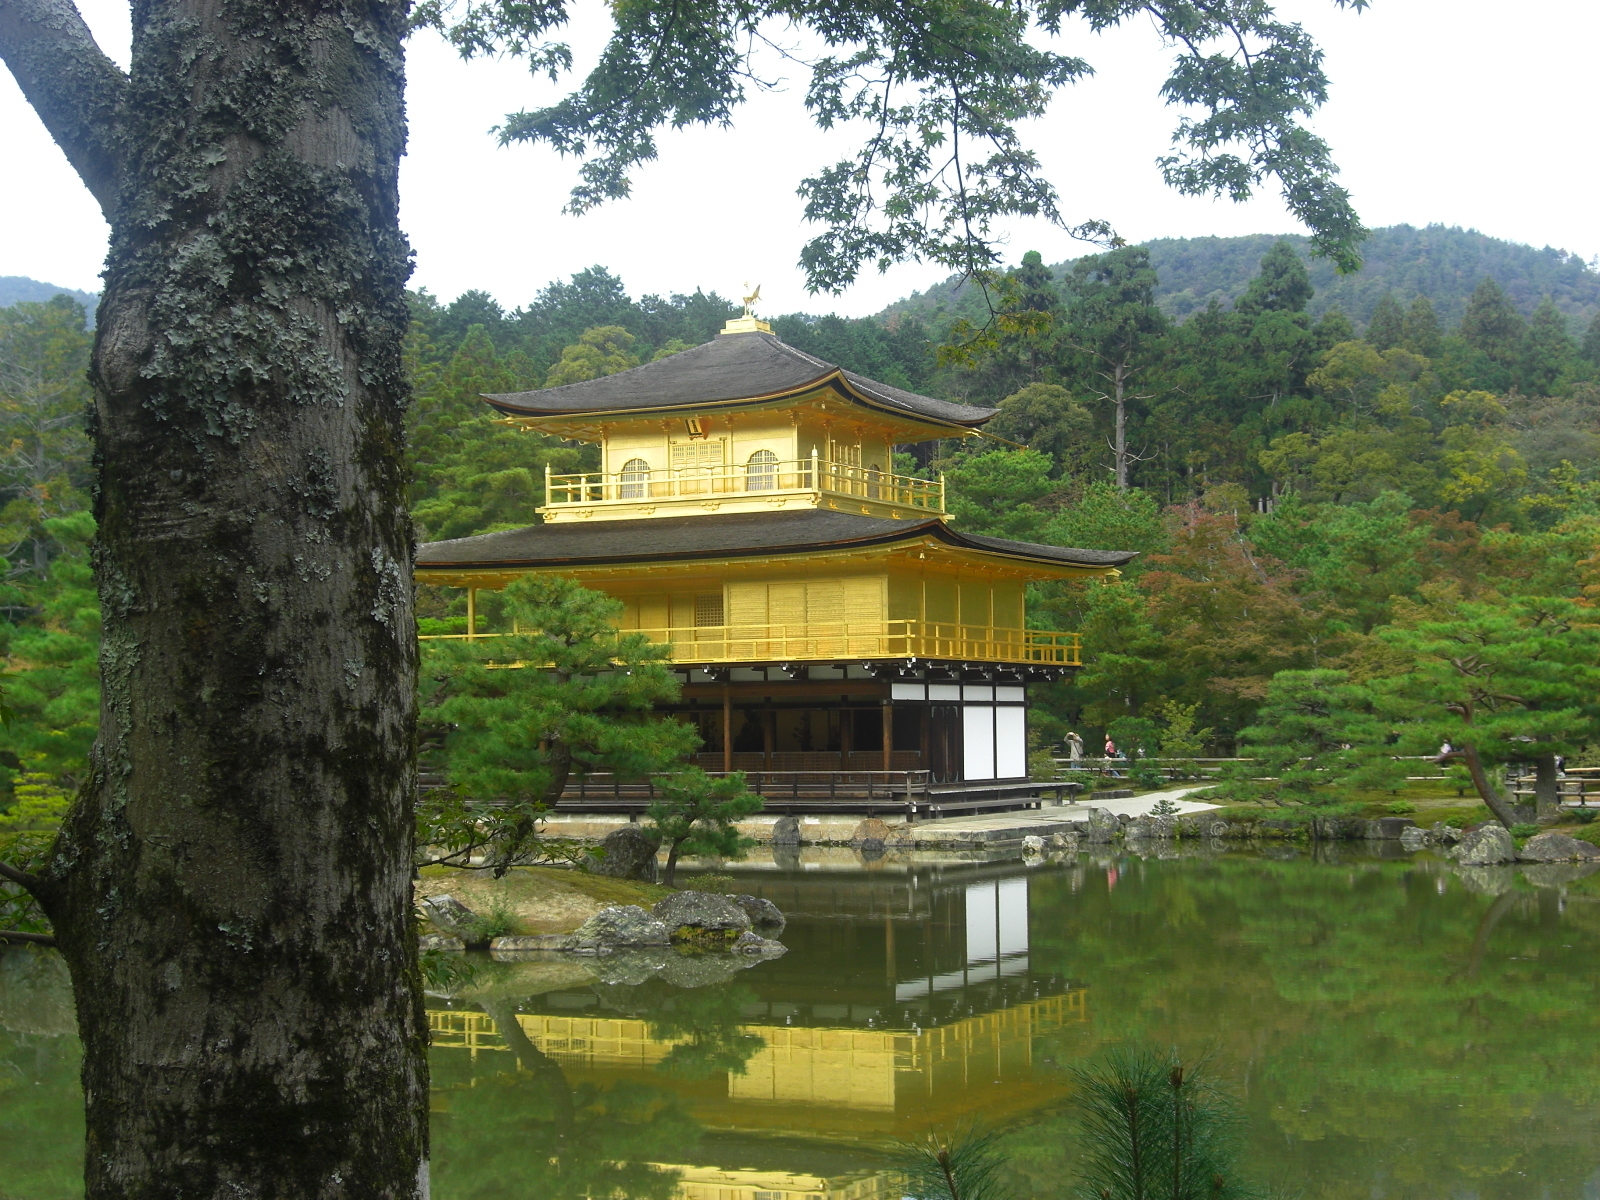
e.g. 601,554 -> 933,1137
466,587 -> 477,642
544,461 -> 551,506
938,471 -> 946,515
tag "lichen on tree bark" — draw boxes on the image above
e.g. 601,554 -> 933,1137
0,0 -> 427,1195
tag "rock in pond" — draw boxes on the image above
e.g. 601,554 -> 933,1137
1084,807 -> 1120,844
592,825 -> 662,881
652,891 -> 752,943
733,930 -> 787,956
1455,825 -> 1516,866
1021,834 -> 1046,855
1517,831 -> 1600,863
732,894 -> 786,934
564,905 -> 671,953
418,934 -> 465,952
489,935 -> 571,952
422,894 -> 478,937
1399,826 -> 1431,851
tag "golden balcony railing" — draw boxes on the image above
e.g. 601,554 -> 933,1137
419,619 -> 1081,667
543,454 -> 945,514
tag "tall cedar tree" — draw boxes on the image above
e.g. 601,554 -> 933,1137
1365,292 -> 1405,351
1402,295 -> 1443,357
1060,246 -> 1168,489
1457,277 -> 1527,365
1519,297 -> 1574,397
0,0 -> 1366,1191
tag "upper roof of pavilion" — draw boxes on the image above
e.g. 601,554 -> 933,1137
483,327 -> 998,442
415,508 -> 1138,588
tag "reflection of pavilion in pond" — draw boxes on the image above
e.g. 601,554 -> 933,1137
429,868 -> 1085,1137
667,1164 -> 894,1200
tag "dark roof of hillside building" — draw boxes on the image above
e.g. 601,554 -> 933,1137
415,509 -> 1137,572
484,330 -> 997,429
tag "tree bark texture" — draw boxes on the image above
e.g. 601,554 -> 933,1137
1,0 -> 426,1195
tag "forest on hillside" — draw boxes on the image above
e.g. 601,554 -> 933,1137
887,225 -> 1600,331
2,231 -> 1599,805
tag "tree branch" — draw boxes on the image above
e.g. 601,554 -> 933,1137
0,929 -> 56,946
0,0 -> 127,213
0,858 -> 42,893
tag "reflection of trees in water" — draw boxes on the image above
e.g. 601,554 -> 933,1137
434,995 -> 695,1200
431,976 -> 766,1199
0,947 -> 85,1198
594,979 -> 765,1081
1008,856 -> 1600,1200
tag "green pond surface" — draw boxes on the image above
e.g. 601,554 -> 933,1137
4,847 -> 1600,1199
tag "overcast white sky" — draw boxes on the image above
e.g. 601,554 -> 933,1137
3,0 -> 1596,317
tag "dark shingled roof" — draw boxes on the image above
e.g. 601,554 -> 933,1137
484,330 -> 997,429
416,509 -> 1137,571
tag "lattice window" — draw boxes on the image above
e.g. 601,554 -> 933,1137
694,594 -> 725,627
670,440 -> 723,469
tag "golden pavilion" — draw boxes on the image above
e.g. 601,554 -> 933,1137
415,310 -> 1134,801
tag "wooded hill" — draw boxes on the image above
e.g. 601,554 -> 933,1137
883,225 -> 1600,333
0,276 -> 98,316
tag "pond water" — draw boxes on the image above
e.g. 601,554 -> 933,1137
4,847 -> 1599,1199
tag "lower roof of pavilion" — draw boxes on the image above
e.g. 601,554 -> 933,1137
414,508 -> 1137,587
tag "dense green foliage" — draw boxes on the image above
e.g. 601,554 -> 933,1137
418,0 -> 1368,290
419,575 -> 697,874
921,236 -> 1600,774
0,299 -> 98,934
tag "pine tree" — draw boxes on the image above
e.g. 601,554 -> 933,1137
1365,292 -> 1405,351
1519,297 -> 1575,396
1457,277 -> 1526,364
1402,295 -> 1443,358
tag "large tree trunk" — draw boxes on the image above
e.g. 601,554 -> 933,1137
1460,744 -> 1522,830
3,0 -> 427,1195
1112,362 -> 1129,490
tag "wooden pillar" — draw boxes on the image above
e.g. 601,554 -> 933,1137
762,707 -> 774,772
881,700 -> 893,772
721,685 -> 732,774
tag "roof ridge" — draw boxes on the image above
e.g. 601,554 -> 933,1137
758,331 -> 836,375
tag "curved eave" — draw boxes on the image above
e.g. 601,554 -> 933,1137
483,369 -> 995,438
416,522 -> 1135,580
